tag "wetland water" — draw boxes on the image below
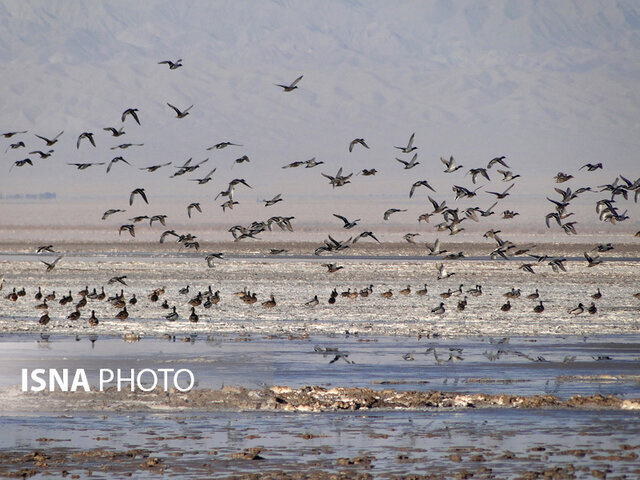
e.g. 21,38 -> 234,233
1,249 -> 639,478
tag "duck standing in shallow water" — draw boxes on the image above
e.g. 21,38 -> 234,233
166,306 -> 178,321
189,307 -> 199,323
89,310 -> 99,326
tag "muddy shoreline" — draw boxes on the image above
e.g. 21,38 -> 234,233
10,385 -> 640,413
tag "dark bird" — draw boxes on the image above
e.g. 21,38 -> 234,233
121,108 -> 141,125
106,156 -> 131,173
206,141 -> 243,150
103,126 -> 125,137
497,170 -> 520,182
263,193 -> 283,207
579,163 -> 603,171
322,263 -> 344,273
41,255 -> 63,272
190,167 -> 217,184
467,168 -> 491,184
149,215 -> 168,226
282,160 -> 305,169
584,251 -> 602,267
129,188 -> 148,206
139,162 -> 171,172
276,74 -> 303,91
487,156 -> 509,169
333,214 -> 360,229
119,224 -> 135,237
396,153 -> 419,169
29,150 -> 54,158
349,138 -> 369,152
187,202 -> 202,218
383,208 -> 407,220
359,168 -> 377,176
76,132 -> 96,149
233,155 -> 250,167
167,102 -> 193,118
35,131 -> 63,146
410,180 -> 436,198
1,130 -> 27,138
441,156 -> 463,173
108,276 -> 128,286
569,303 -> 584,315
67,162 -> 105,170
5,141 -> 25,152
353,231 -> 380,243
487,183 -> 514,199
110,143 -> 143,150
158,58 -> 183,69
9,159 -> 33,170
554,172 -> 573,183
394,132 -> 417,153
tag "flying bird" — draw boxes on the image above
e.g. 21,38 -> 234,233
139,162 -> 171,172
206,141 -> 243,150
394,133 -> 417,153
76,132 -> 96,149
121,108 -> 141,125
41,255 -> 63,272
487,156 -> 509,169
29,150 -> 54,158
9,159 -> 33,170
106,156 -> 131,173
102,209 -> 126,220
349,138 -> 369,152
190,167 -> 217,184
129,188 -> 148,206
158,58 -> 183,69
396,154 -> 419,170
579,163 -> 603,171
167,102 -> 193,118
67,162 -> 105,170
103,127 -> 125,137
35,131 -> 63,146
187,203 -> 202,218
441,156 -> 463,173
275,75 -> 303,92
487,183 -> 515,199
1,130 -> 27,138
333,214 -> 360,229
5,141 -> 25,152
263,193 -> 283,207
409,180 -> 436,198
119,224 -> 135,237
383,208 -> 407,220
110,143 -> 143,150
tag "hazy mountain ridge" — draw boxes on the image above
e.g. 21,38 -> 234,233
0,1 -> 638,235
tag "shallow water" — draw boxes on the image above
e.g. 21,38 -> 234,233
2,252 -> 640,338
1,334 -> 639,407
2,409 -> 639,478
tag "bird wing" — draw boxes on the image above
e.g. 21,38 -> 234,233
289,75 -> 303,87
167,103 -> 181,115
407,133 -> 415,148
333,214 -> 348,224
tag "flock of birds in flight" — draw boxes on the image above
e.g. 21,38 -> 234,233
2,59 -> 640,327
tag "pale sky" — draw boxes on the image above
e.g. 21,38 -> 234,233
1,0 -> 639,237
